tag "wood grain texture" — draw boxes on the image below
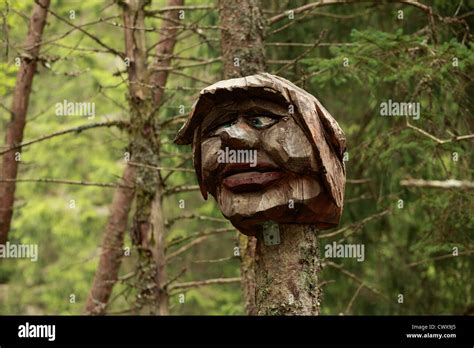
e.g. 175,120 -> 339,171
175,73 -> 346,233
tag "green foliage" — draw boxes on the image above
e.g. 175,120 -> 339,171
0,0 -> 472,315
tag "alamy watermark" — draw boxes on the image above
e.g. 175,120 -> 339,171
0,242 -> 38,262
55,99 -> 95,119
217,147 -> 257,167
18,322 -> 55,341
324,241 -> 365,262
380,99 -> 420,120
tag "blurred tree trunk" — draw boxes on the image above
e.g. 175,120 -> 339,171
84,166 -> 135,314
0,0 -> 50,245
218,0 -> 322,315
84,0 -> 183,315
142,3 -> 185,310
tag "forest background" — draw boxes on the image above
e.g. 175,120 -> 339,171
0,0 -> 473,315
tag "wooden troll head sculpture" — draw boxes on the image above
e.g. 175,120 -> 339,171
174,73 -> 346,235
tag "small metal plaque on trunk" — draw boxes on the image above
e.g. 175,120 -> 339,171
262,222 -> 280,246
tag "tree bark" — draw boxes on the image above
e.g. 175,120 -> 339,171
218,0 -> 266,316
255,224 -> 321,315
84,166 -> 135,314
84,0 -> 182,315
218,0 -> 266,79
218,0 -> 323,315
0,0 -> 50,245
141,0 -> 183,315
84,0 -> 149,315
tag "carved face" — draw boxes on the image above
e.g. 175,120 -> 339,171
174,73 -> 346,236
199,97 -> 325,234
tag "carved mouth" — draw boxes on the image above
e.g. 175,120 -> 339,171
221,162 -> 283,192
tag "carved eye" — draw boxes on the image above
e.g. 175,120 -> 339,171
247,116 -> 278,129
210,119 -> 237,135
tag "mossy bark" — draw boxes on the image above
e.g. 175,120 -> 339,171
218,0 -> 323,316
255,225 -> 322,315
218,0 -> 267,79
218,0 -> 267,315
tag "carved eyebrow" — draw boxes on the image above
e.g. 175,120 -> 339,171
240,106 -> 288,118
202,112 -> 239,135
243,110 -> 283,118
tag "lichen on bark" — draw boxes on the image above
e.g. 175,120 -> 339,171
255,224 -> 322,315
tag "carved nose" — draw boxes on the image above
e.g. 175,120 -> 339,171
220,121 -> 258,149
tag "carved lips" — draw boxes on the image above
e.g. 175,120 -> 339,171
221,162 -> 283,193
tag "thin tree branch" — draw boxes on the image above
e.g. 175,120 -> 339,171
274,30 -> 326,75
347,179 -> 371,184
344,282 -> 364,315
127,161 -> 194,173
166,227 -> 234,249
163,185 -> 200,196
145,5 -> 215,15
193,256 -> 238,263
320,210 -> 390,239
408,250 -> 474,267
0,120 -> 128,155
165,213 -> 228,227
400,179 -> 474,190
266,42 -> 357,47
168,277 -> 241,291
162,267 -> 187,289
0,178 -> 133,189
324,260 -> 389,301
150,57 -> 221,71
36,2 -> 124,58
269,0 -> 358,25
166,235 -> 209,261
406,119 -> 474,144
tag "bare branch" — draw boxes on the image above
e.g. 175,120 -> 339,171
165,213 -> 228,227
347,179 -> 371,184
169,70 -> 213,85
400,179 -> 474,190
408,250 -> 474,267
36,2 -> 124,58
266,42 -> 357,47
145,5 -> 215,15
166,235 -> 209,261
127,161 -> 194,173
168,277 -> 241,291
320,210 -> 390,239
0,178 -> 133,189
324,260 -> 389,301
166,227 -> 234,249
193,256 -> 238,264
273,30 -> 326,75
269,0 -> 358,25
163,185 -> 200,196
151,57 -> 221,71
159,114 -> 188,127
406,119 -> 474,145
344,283 -> 364,315
162,268 -> 187,289
0,120 -> 128,155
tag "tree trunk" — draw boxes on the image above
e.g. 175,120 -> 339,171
84,0 -> 149,315
218,0 -> 323,315
0,0 -> 50,245
142,0 -> 183,315
255,224 -> 321,315
218,0 -> 266,316
218,0 -> 266,79
84,165 -> 135,314
84,0 -> 182,315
